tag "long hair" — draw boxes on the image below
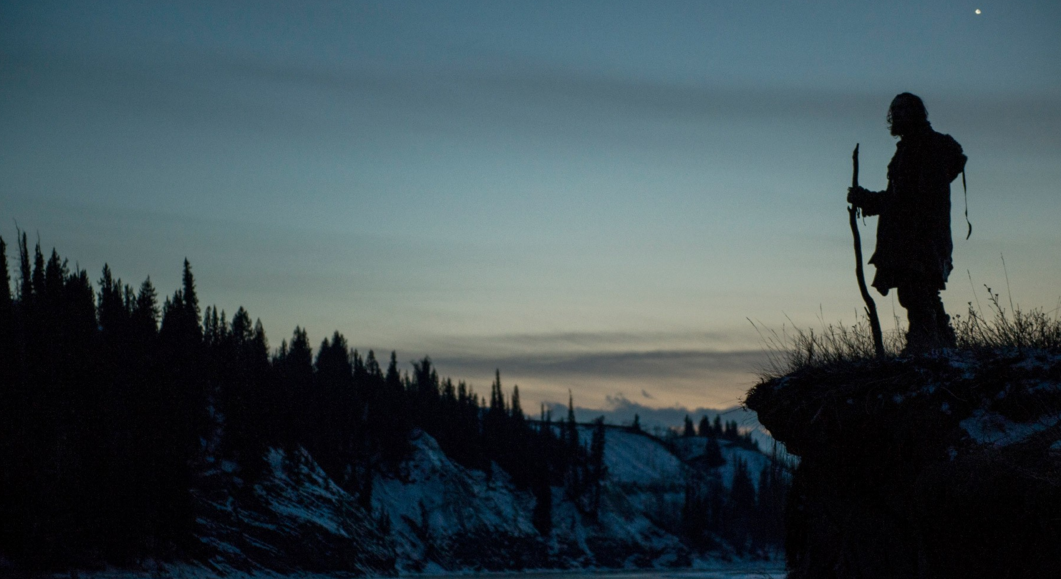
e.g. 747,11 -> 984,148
888,93 -> 930,134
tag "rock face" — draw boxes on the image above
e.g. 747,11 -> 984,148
745,350 -> 1061,579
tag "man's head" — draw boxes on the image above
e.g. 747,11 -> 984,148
888,93 -> 929,137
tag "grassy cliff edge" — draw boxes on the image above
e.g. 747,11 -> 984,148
746,305 -> 1061,578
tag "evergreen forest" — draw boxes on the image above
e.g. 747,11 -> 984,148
0,234 -> 787,570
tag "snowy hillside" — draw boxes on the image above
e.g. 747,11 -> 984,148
371,431 -> 542,572
670,436 -> 773,492
372,423 -> 783,570
592,427 -> 684,485
195,447 -> 394,575
189,423 -> 784,574
372,426 -> 693,571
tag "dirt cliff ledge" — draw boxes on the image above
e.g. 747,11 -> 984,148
745,349 -> 1061,579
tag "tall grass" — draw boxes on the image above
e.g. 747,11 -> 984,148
753,286 -> 1061,380
954,285 -> 1061,352
750,315 -> 904,380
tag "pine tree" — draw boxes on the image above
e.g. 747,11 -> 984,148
412,356 -> 440,437
489,369 -> 505,414
0,235 -> 22,562
153,260 -> 208,550
275,326 -> 314,449
726,457 -> 757,552
214,307 -> 271,483
755,446 -> 789,548
312,332 -> 357,484
385,351 -> 402,396
510,384 -> 523,421
133,277 -> 159,336
0,236 -> 12,314
683,414 -> 696,437
97,264 -> 126,336
566,390 -> 578,448
377,350 -> 411,466
112,275 -> 161,557
704,431 -> 726,469
587,417 -> 608,520
180,259 -> 201,340
698,415 -> 711,437
17,231 -> 31,305
531,476 -> 552,536
563,391 -> 583,504
681,470 -> 710,545
0,235 -> 15,382
30,241 -> 44,301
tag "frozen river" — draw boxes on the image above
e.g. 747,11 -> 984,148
417,568 -> 786,579
68,565 -> 787,579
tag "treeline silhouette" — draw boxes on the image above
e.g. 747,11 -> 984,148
1,234 -> 792,570
681,413 -> 759,448
0,235 -> 619,569
679,413 -> 786,552
681,433 -> 788,553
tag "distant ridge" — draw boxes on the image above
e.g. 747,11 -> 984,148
543,397 -> 775,449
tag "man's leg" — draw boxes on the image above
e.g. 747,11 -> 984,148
898,283 -> 954,351
932,291 -> 957,348
898,284 -> 937,352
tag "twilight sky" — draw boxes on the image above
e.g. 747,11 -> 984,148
3,1 -> 1060,415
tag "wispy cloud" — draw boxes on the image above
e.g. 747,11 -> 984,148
434,347 -> 768,381
0,42 -> 880,142
416,329 -> 757,357
425,342 -> 772,412
8,41 -> 1056,161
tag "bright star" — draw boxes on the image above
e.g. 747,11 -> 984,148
975,8 -> 981,14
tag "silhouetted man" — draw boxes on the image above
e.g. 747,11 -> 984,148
848,93 -> 966,351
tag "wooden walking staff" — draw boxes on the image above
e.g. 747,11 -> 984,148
849,144 -> 885,358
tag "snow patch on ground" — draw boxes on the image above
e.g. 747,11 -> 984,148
602,429 -> 683,485
372,430 -> 538,570
960,409 -> 1061,447
671,437 -> 772,491
262,448 -> 353,536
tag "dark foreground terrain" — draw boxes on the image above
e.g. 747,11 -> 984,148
747,347 -> 1061,578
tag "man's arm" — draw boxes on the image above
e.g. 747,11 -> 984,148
847,185 -> 887,216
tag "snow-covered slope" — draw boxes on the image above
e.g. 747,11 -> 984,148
596,428 -> 684,485
370,425 -> 778,571
670,436 -> 772,492
191,424 -> 780,574
372,426 -> 689,571
195,447 -> 394,575
372,431 -> 543,572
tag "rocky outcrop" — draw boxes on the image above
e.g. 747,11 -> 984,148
745,350 -> 1061,579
